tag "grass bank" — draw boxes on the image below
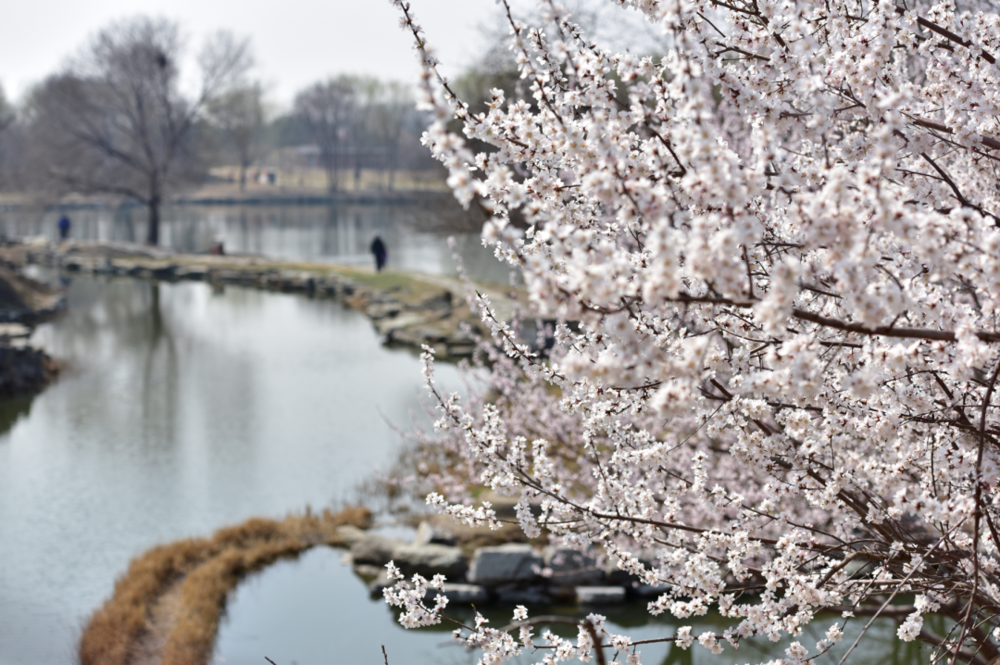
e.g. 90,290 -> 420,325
78,506 -> 371,665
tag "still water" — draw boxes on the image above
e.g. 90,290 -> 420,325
0,203 -> 510,285
0,206 -> 925,665
214,546 -> 929,665
0,275 -> 461,665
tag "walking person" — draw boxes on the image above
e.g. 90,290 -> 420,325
57,215 -> 71,241
370,235 -> 387,272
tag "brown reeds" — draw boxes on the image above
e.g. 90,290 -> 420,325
78,506 -> 371,665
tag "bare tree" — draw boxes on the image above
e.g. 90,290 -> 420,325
364,81 -> 412,191
0,83 -> 18,190
206,81 -> 266,191
25,17 -> 252,245
293,77 -> 357,193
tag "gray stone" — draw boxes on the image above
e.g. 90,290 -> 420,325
390,543 -> 467,577
495,584 -> 551,605
175,266 -> 208,280
632,583 -> 669,598
603,561 -> 634,586
576,586 -> 626,604
350,533 -> 404,566
352,563 -> 383,580
423,583 -> 488,604
411,291 -> 453,313
335,524 -> 368,547
375,312 -> 429,336
0,323 -> 32,340
468,544 -> 542,585
366,570 -> 393,597
413,520 -> 456,547
543,546 -> 603,586
150,265 -> 177,279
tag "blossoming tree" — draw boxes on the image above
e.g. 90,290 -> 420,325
384,0 -> 1000,663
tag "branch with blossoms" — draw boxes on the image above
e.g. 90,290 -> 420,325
384,0 -> 1000,663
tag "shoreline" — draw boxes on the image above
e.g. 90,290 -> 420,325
77,508 -> 372,665
0,239 -> 517,360
0,187 -> 456,212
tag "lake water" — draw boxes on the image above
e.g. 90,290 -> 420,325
213,546 -> 929,665
0,275 -> 462,665
0,205 -> 927,665
0,202 -> 512,285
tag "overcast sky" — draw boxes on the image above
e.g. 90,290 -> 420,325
0,0 -> 506,109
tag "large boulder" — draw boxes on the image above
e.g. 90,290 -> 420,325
390,543 -> 467,577
576,586 -> 626,604
334,524 -> 367,547
413,520 -> 456,547
350,534 -> 403,566
423,583 -> 488,604
543,546 -> 603,586
495,584 -> 551,605
468,544 -> 542,586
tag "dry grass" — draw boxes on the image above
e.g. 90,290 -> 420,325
78,506 -> 371,665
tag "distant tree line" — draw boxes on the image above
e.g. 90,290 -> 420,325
0,15 -> 471,245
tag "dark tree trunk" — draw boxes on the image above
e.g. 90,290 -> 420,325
323,151 -> 337,193
146,196 -> 160,245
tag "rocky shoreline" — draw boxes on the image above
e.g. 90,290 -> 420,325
339,518 -> 663,608
0,263 -> 65,398
0,239 -> 516,360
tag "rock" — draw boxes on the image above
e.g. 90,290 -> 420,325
279,273 -> 315,292
0,323 -> 32,340
476,490 -> 541,519
495,584 -> 551,605
543,547 -> 603,586
603,561 -> 634,586
445,343 -> 476,358
412,290 -> 453,313
631,583 -> 669,599
350,534 -> 403,566
390,543 -> 467,577
0,345 -> 59,398
334,524 -> 367,547
547,585 -> 578,602
366,569 -> 393,597
352,564 -> 383,580
424,583 -> 488,605
375,312 -> 429,337
316,279 -> 338,297
468,544 -> 542,585
366,301 -> 402,320
576,586 -> 626,604
175,266 -> 208,280
414,520 -> 456,546
150,265 -> 177,280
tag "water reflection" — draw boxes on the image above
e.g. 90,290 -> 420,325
214,547 -> 929,665
0,275 -> 460,665
0,395 -> 34,438
0,204 -> 511,285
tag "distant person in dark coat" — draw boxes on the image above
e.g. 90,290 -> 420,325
57,215 -> 71,240
370,235 -> 387,272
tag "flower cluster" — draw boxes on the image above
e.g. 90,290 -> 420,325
386,0 -> 1000,662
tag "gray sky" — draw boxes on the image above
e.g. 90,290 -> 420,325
0,0 -> 504,109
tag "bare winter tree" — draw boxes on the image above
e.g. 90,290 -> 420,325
0,84 -> 18,190
205,81 -> 266,191
293,77 -> 357,193
25,17 -> 252,245
363,81 -> 412,191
